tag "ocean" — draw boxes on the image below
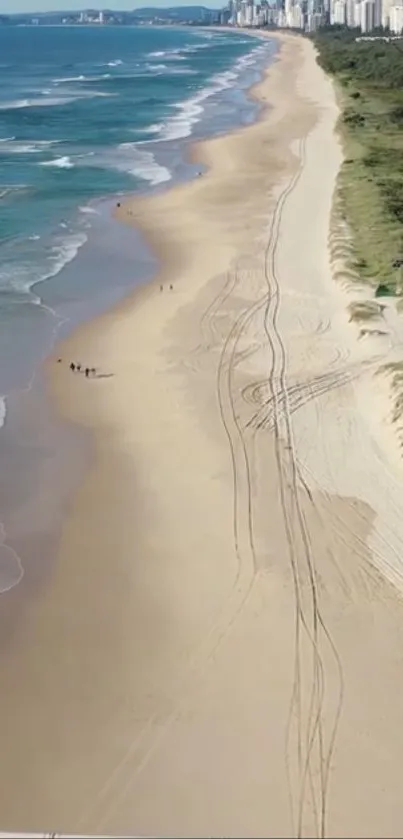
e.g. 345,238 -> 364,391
0,25 -> 277,595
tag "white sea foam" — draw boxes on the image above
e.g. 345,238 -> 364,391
143,62 -> 196,77
145,42 -> 271,144
147,63 -> 168,72
34,139 -> 64,146
148,48 -> 185,61
0,397 -> 6,430
0,231 -> 87,298
28,234 -> 41,240
182,42 -> 211,53
168,67 -> 197,76
148,74 -> 234,143
117,144 -> 171,186
0,96 -> 77,110
136,122 -> 164,136
147,122 -> 164,135
40,156 -> 74,169
0,90 -> 114,110
79,205 -> 100,215
0,139 -> 64,155
0,143 -> 42,154
106,59 -> 123,67
47,232 -> 88,280
53,73 -> 111,84
40,152 -> 93,169
0,184 -> 29,200
82,90 -> 114,98
53,74 -> 86,83
130,153 -> 171,186
0,518 -> 24,595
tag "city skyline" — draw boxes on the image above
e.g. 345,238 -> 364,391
226,0 -> 403,35
4,0 -> 403,33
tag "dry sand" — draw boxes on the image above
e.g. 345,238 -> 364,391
3,32 -> 403,839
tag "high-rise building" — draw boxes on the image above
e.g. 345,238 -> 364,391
390,0 -> 403,30
354,0 -> 362,24
331,0 -> 346,24
382,0 -> 392,27
373,0 -> 382,26
307,10 -> 326,26
360,0 -> 375,30
290,3 -> 304,25
284,0 -> 294,26
346,0 -> 357,26
221,0 -> 387,33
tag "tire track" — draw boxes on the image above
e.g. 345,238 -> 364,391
90,290 -> 269,833
77,138 -> 345,838
85,156 -> 326,832
78,260 -> 271,837
192,269 -> 238,356
244,358 -> 377,433
261,137 -> 344,838
75,280 -> 260,833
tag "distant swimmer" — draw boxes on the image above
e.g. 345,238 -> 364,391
85,367 -> 90,378
69,362 -> 75,372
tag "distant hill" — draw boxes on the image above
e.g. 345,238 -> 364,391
133,6 -> 216,19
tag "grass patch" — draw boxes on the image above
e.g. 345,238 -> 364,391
312,29 -> 403,294
379,361 -> 403,424
347,299 -> 384,322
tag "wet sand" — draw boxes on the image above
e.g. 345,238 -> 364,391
2,33 -> 403,838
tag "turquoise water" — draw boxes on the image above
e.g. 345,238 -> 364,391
0,25 -> 276,412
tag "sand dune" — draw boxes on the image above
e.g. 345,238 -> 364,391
2,33 -> 403,839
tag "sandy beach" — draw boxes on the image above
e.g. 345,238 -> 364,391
3,31 -> 403,838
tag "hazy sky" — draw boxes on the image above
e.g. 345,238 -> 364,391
4,0 -> 221,11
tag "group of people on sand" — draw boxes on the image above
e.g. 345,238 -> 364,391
57,358 -> 96,378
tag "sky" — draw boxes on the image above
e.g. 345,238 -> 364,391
4,0 -> 221,11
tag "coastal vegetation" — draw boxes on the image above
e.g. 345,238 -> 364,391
312,27 -> 403,295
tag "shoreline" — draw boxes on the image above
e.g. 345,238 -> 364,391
3,30 -> 403,838
48,31 -> 283,423
0,26 -> 271,604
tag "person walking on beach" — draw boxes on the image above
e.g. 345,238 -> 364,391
85,367 -> 90,378
91,367 -> 96,376
169,284 -> 173,291
70,362 -> 75,372
160,285 -> 163,293
76,363 -> 81,373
